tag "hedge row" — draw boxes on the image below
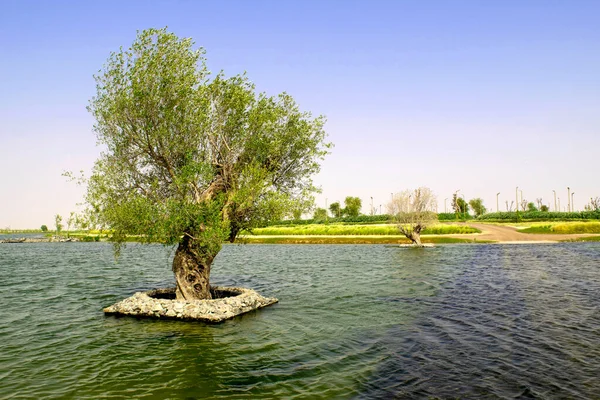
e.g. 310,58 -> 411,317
267,210 -> 600,227
268,214 -> 392,226
437,213 -> 474,221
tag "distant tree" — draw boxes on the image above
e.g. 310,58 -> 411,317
540,205 -> 549,212
54,214 -> 63,235
343,196 -> 362,217
289,195 -> 315,220
468,198 -> 486,217
66,211 -> 77,237
387,187 -> 437,247
455,197 -> 469,215
527,202 -> 537,212
84,28 -> 330,301
506,200 -> 514,212
40,225 -> 48,232
313,208 -> 328,221
329,202 -> 342,218
590,197 -> 600,211
520,199 -> 528,212
452,193 -> 459,214
536,198 -> 543,209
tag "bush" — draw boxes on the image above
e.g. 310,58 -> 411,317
437,213 -> 474,221
82,235 -> 101,242
267,214 -> 392,226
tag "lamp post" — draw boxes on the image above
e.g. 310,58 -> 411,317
567,187 -> 571,212
515,186 -> 519,220
496,192 -> 500,212
553,190 -> 557,212
572,193 -> 575,212
444,198 -> 448,213
370,196 -> 373,216
558,197 -> 561,212
520,190 -> 523,211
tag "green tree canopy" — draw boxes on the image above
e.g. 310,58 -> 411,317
313,208 -> 327,221
468,198 -> 486,217
54,214 -> 63,234
329,201 -> 342,218
453,197 -> 469,215
290,196 -> 314,220
85,28 -> 331,300
343,196 -> 362,217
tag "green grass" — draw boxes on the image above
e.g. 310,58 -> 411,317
0,229 -> 44,234
519,222 -> 600,234
246,223 -> 479,236
560,236 -> 600,242
239,236 -> 489,244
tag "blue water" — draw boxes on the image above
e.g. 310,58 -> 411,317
0,241 -> 598,399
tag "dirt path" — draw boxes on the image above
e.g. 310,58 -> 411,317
455,223 -> 596,243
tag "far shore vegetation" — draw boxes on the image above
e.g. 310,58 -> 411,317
5,217 -> 600,244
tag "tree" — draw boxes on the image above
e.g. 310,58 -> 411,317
329,202 -> 342,218
343,196 -> 361,217
536,198 -> 543,209
387,187 -> 437,246
451,194 -> 469,216
468,198 -> 486,217
506,200 -> 514,212
313,208 -> 327,221
85,28 -> 330,301
520,199 -> 528,212
54,214 -> 63,235
40,225 -> 48,232
453,197 -> 469,216
540,205 -> 549,212
527,202 -> 537,212
289,195 -> 314,220
66,211 -> 77,237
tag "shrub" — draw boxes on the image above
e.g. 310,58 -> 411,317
437,213 -> 474,221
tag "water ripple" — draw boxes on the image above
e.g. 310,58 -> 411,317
0,241 -> 599,398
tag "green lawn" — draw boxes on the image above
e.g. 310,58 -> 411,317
518,221 -> 600,234
246,223 -> 479,236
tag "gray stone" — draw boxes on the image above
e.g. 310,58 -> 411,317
103,286 -> 278,323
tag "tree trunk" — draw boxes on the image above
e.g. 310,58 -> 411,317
408,232 -> 423,247
172,237 -> 214,301
399,224 -> 424,247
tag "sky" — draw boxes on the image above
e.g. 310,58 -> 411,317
1,0 -> 599,228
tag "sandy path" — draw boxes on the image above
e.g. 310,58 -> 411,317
455,223 -> 596,243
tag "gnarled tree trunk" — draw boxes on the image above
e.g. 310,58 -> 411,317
399,224 -> 424,247
172,236 -> 214,301
407,231 -> 423,246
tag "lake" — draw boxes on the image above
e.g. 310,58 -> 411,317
1,240 -> 599,399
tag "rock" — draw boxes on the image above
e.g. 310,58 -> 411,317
103,286 -> 278,322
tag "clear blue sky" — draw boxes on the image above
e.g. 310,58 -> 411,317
1,0 -> 599,228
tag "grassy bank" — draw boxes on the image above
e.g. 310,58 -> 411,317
519,222 -> 600,234
247,223 -> 479,236
239,236 -> 489,244
560,236 -> 600,242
